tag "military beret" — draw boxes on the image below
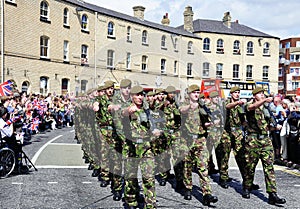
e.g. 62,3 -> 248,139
147,91 -> 156,96
187,84 -> 200,94
155,88 -> 165,94
130,86 -> 144,94
97,85 -> 106,91
209,91 -> 219,98
230,86 -> 241,93
165,86 -> 176,93
104,80 -> 115,89
86,88 -> 96,95
120,79 -> 132,88
252,87 -> 264,95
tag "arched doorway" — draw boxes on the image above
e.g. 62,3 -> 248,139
21,81 -> 30,94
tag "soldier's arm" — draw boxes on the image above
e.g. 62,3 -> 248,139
247,97 -> 273,111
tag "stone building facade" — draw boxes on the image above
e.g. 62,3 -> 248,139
0,0 -> 279,96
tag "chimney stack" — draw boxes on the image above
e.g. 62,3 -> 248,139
133,6 -> 145,20
183,6 -> 194,32
223,11 -> 232,28
161,13 -> 170,26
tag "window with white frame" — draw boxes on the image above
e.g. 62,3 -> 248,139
40,36 -> 49,58
142,30 -> 148,44
81,14 -> 88,31
107,50 -> 114,69
263,42 -> 270,55
81,80 -> 88,93
290,54 -> 300,62
127,26 -> 131,42
216,39 -> 224,53
187,41 -> 193,54
161,59 -> 166,74
247,41 -> 253,54
141,55 -> 148,71
233,64 -> 239,79
187,63 -> 192,76
233,40 -> 240,54
296,41 -> 300,47
126,52 -> 131,70
81,45 -> 88,65
246,65 -> 253,80
161,35 -> 166,48
63,40 -> 69,61
174,60 -> 178,75
40,1 -> 49,20
63,8 -> 69,26
203,38 -> 210,51
202,62 -> 210,77
262,66 -> 269,80
216,63 -> 223,78
108,21 -> 114,37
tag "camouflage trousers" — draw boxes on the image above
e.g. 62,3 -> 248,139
216,129 -> 246,181
124,143 -> 156,209
170,132 -> 189,183
206,128 -> 222,170
99,127 -> 123,192
243,134 -> 277,193
183,134 -> 212,195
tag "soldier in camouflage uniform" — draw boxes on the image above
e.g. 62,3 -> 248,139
162,86 -> 187,192
122,86 -> 156,209
242,87 -> 286,205
206,91 -> 224,175
179,84 -> 218,206
215,86 -> 249,189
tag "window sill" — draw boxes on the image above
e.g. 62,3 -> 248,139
40,17 -> 51,24
246,53 -> 254,56
141,70 -> 148,73
246,78 -> 253,81
187,52 -> 194,55
40,57 -> 51,61
216,51 -> 224,54
187,75 -> 194,78
233,53 -> 241,55
81,29 -> 90,34
142,43 -> 149,46
63,61 -> 70,64
203,50 -> 211,53
126,69 -> 132,72
107,36 -> 116,40
174,49 -> 179,53
5,1 -> 17,6
81,63 -> 90,67
161,72 -> 167,76
161,47 -> 167,50
63,25 -> 70,29
127,40 -> 132,43
232,78 -> 241,81
263,54 -> 270,57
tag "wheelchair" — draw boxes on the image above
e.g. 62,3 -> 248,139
0,138 -> 16,178
0,132 -> 37,178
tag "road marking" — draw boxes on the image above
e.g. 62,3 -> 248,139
274,165 -> 300,177
82,182 -> 92,184
12,182 -> 23,185
295,185 -> 300,187
48,182 -> 58,184
31,135 -> 63,164
50,143 -> 81,146
36,165 -> 88,169
70,130 -> 75,133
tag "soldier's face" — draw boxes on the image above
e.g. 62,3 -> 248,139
98,90 -> 105,96
147,95 -> 154,103
211,96 -> 219,104
132,93 -> 144,105
157,93 -> 165,101
231,91 -> 240,100
190,91 -> 200,102
167,93 -> 175,101
121,86 -> 131,97
254,91 -> 265,101
106,87 -> 114,97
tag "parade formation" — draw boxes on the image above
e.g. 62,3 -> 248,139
74,79 -> 289,209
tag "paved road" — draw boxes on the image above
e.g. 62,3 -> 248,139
0,127 -> 299,209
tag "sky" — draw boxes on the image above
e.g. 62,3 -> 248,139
84,0 -> 300,39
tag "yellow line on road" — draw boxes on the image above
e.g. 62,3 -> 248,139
274,165 -> 300,177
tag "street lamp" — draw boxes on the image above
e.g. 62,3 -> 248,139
280,57 -> 290,96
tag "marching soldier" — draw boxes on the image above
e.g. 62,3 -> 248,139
242,87 -> 286,205
122,86 -> 156,209
179,84 -> 218,206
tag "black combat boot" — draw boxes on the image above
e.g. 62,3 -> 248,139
203,194 -> 218,206
112,191 -> 122,201
268,192 -> 286,205
159,178 -> 166,186
100,180 -> 109,187
219,178 -> 228,189
242,189 -> 250,199
91,168 -> 100,177
184,189 -> 192,200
